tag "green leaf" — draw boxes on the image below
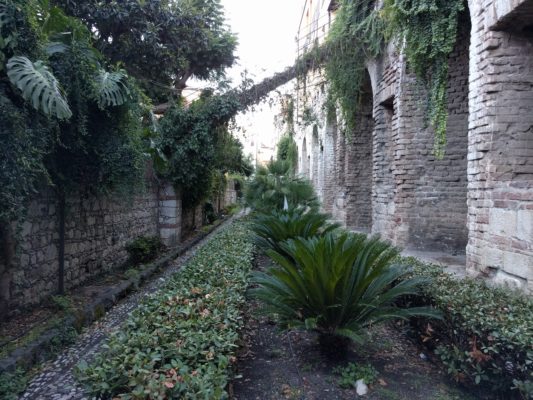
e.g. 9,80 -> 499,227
94,69 -> 130,108
6,56 -> 72,119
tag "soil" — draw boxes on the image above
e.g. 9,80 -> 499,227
231,255 -> 481,400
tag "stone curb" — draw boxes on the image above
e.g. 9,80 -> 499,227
0,216 -> 231,374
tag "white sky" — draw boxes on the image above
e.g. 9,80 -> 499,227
221,0 -> 307,163
222,0 -> 306,84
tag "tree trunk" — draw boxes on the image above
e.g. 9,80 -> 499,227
58,192 -> 66,295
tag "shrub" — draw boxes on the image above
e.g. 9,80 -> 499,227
0,368 -> 29,400
333,362 -> 379,388
251,208 -> 340,259
244,159 -> 318,212
396,257 -> 533,399
76,222 -> 254,399
251,233 -> 440,346
125,235 -> 163,264
203,202 -> 217,225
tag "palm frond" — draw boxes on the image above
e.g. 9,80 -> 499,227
6,56 -> 72,119
251,232 -> 442,342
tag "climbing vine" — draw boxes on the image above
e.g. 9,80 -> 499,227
385,0 -> 466,157
324,0 -> 385,132
304,0 -> 466,156
157,91 -> 252,209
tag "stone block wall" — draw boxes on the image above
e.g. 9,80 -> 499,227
8,183 -> 159,315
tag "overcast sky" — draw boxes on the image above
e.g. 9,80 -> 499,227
222,0 -> 306,84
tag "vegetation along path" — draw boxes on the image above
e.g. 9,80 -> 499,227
19,215 -> 242,400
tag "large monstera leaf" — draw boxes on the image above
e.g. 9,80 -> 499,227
95,70 -> 130,108
6,56 -> 72,119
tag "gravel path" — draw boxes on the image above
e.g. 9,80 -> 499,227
19,216 -> 238,400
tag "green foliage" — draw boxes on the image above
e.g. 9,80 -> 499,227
324,0 -> 385,132
333,362 -> 379,388
251,208 -> 340,259
0,0 -> 149,224
0,368 -> 29,400
51,295 -> 73,312
56,0 -> 237,101
7,55 -> 71,119
245,159 -> 318,212
125,236 -> 163,265
317,0 -> 465,155
384,0 -> 466,157
276,134 -> 298,172
251,233 -> 440,344
76,221 -> 254,399
94,69 -> 129,108
396,257 -> 533,398
157,93 -> 246,209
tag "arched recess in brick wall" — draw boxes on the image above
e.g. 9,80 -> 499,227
311,125 -> 320,189
408,7 -> 471,253
344,70 -> 374,233
301,137 -> 309,178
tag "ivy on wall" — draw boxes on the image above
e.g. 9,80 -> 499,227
385,0 -> 466,157
302,0 -> 467,156
325,0 -> 385,133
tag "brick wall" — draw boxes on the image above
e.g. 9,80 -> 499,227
466,0 -> 533,291
291,0 -> 533,293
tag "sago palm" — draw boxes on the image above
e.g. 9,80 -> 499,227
251,208 -> 340,259
245,159 -> 318,211
251,232 -> 440,345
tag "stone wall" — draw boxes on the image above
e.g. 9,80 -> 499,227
7,182 -> 159,316
291,0 -> 533,292
466,0 -> 533,291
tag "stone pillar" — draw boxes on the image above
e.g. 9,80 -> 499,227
466,0 -> 533,292
159,183 -> 181,247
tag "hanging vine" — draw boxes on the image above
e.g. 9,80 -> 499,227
385,0 -> 466,157
300,0 -> 466,156
324,0 -> 385,132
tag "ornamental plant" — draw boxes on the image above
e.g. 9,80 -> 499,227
245,159 -> 318,212
76,222 -> 254,399
251,208 -> 340,260
251,233 -> 440,348
396,257 -> 533,399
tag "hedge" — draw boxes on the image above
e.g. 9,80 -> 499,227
76,221 -> 254,399
397,257 -> 533,399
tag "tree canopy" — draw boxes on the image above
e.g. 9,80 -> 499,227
56,0 -> 237,101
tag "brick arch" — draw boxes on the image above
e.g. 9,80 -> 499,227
405,6 -> 471,253
344,69 -> 374,233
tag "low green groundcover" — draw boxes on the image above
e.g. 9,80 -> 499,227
398,257 -> 532,399
76,221 -> 254,399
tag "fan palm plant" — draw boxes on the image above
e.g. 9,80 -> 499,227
250,232 -> 441,347
251,208 -> 340,259
245,159 -> 318,212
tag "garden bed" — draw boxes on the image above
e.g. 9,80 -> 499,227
231,255 -> 479,400
76,220 -> 255,399
0,214 -> 231,378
